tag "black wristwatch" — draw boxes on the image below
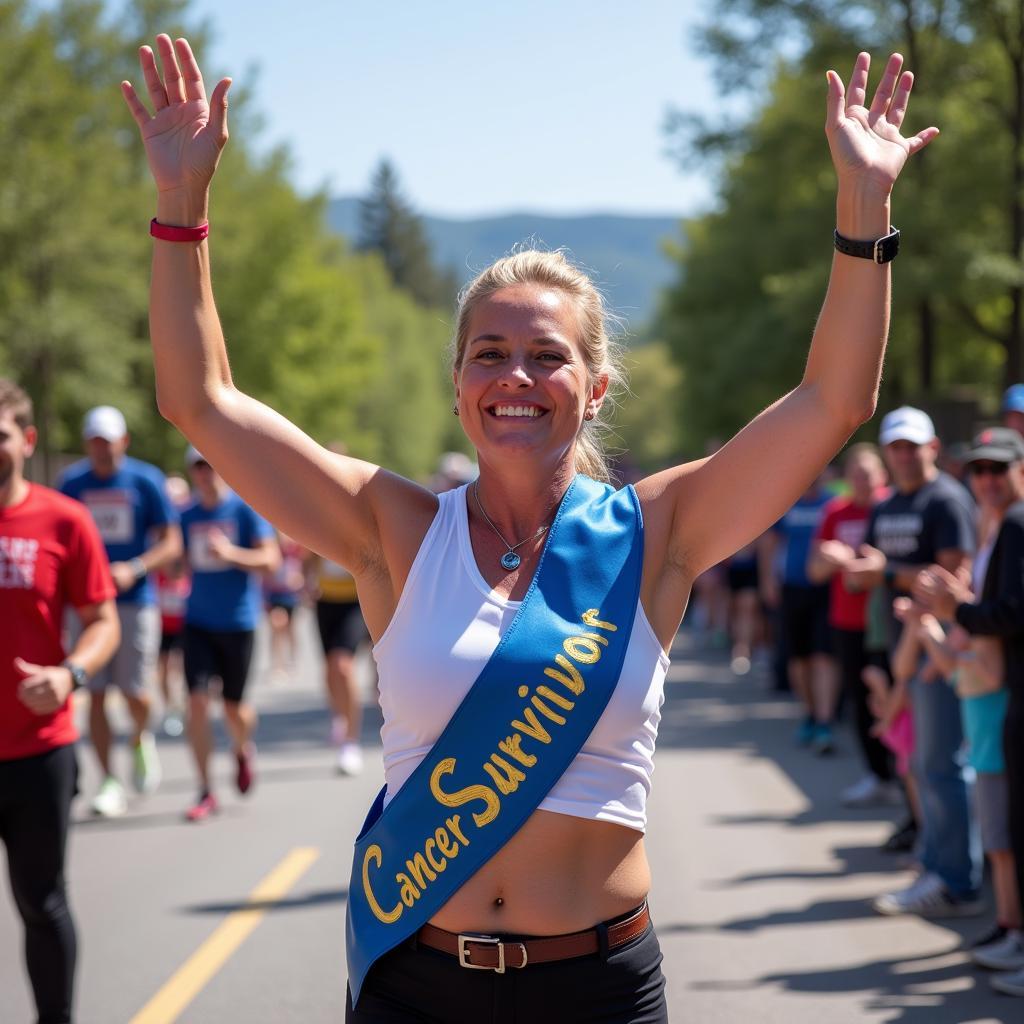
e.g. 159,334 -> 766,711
834,225 -> 900,264
62,661 -> 88,692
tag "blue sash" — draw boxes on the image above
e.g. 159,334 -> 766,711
345,476 -> 644,1004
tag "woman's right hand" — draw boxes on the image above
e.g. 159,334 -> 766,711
121,35 -> 231,205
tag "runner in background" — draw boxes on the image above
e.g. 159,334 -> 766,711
725,539 -> 765,674
58,406 -> 182,817
263,530 -> 307,683
180,446 -> 279,821
0,379 -> 120,1024
761,475 -> 837,753
155,475 -> 191,737
311,551 -> 369,775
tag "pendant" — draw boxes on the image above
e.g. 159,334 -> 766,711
501,551 -> 521,571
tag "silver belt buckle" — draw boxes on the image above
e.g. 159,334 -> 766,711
457,934 -> 528,973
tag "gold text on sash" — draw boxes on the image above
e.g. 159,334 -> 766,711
361,610 -> 619,923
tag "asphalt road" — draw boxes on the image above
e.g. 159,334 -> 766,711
0,612 -> 1016,1023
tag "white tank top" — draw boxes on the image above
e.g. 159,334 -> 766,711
373,485 -> 669,832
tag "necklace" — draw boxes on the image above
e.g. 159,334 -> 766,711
473,481 -> 550,571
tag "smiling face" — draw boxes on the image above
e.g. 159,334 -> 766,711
454,283 -> 607,472
967,459 -> 1018,512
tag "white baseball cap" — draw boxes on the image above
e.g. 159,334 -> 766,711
82,405 -> 127,442
879,406 -> 936,446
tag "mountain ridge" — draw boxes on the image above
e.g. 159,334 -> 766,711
326,197 -> 683,327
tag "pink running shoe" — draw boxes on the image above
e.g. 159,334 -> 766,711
236,743 -> 257,795
186,792 -> 219,823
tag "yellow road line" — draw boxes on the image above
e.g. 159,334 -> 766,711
129,846 -> 320,1024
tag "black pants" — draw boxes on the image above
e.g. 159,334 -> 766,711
0,744 -> 78,1024
832,627 -> 893,781
1005,698 -> 1024,920
345,916 -> 667,1023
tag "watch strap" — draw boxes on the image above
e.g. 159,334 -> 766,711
834,225 -> 900,264
61,661 -> 88,692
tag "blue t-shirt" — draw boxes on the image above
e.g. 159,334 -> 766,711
961,688 -> 1009,774
774,493 -> 832,587
58,456 -> 176,605
181,492 -> 275,631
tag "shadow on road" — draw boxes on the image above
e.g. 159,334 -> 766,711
690,953 -> 1016,1024
182,887 -> 349,915
660,627 -> 1013,1021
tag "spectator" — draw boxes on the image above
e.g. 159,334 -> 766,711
1003,384 -> 1024,438
808,443 -> 898,804
915,427 -> 1024,995
846,407 -> 979,917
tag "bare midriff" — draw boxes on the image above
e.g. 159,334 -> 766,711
427,809 -> 649,935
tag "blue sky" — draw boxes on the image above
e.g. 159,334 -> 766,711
180,1 -> 726,217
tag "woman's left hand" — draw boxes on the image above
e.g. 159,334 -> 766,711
826,52 -> 939,197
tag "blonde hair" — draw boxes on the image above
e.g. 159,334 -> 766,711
451,249 -> 625,482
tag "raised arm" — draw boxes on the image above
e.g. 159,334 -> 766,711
639,53 -> 938,580
120,36 -> 433,581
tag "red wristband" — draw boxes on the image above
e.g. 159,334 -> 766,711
150,218 -> 210,242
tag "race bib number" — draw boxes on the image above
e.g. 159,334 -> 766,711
83,489 -> 134,544
189,520 -> 238,573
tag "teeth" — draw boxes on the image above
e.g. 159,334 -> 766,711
494,406 -> 540,418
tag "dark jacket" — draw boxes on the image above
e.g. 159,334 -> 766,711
955,501 -> 1024,699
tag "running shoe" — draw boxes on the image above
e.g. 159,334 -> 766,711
161,710 -> 185,738
91,776 -> 127,818
991,966 -> 1024,997
873,872 -> 984,918
881,818 -> 918,853
132,731 -> 162,793
973,930 -> 1024,971
969,923 -> 1009,950
236,743 -> 256,795
336,742 -> 364,777
186,792 -> 219,823
812,723 -> 835,756
730,655 -> 751,676
794,716 -> 816,747
841,774 -> 903,808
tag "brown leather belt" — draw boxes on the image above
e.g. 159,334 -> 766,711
416,902 -> 650,973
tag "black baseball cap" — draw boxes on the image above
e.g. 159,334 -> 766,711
965,426 -> 1024,464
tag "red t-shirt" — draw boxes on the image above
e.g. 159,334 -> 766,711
156,567 -> 190,634
0,483 -> 115,760
816,495 -> 876,631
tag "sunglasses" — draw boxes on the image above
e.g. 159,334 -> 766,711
969,461 -> 1011,477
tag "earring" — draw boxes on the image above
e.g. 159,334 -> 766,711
452,403 -> 460,416
584,410 -> 595,421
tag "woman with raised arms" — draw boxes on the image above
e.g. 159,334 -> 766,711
122,36 -> 936,1023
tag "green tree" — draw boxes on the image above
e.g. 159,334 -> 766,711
357,159 -> 458,310
660,0 -> 1024,448
0,0 -> 460,484
611,342 -> 685,473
